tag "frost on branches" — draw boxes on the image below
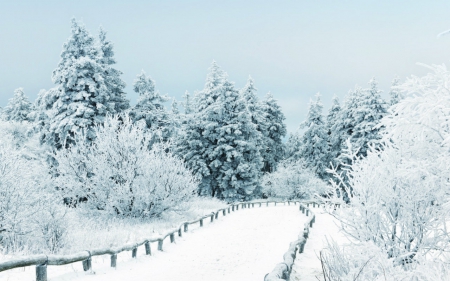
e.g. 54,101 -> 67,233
44,19 -> 128,149
176,62 -> 263,201
328,64 -> 450,265
54,115 -> 197,218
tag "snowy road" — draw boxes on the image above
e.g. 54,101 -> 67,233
1,204 -> 307,281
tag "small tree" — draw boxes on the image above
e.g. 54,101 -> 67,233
2,88 -> 33,122
129,71 -> 173,141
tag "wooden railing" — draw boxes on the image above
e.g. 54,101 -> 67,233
264,202 -> 322,281
0,200 -> 315,281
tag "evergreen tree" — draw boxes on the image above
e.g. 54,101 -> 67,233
326,95 -> 341,168
351,78 -> 388,157
182,91 -> 193,114
129,71 -> 173,140
260,92 -> 287,172
45,19 -> 125,149
388,76 -> 403,106
2,88 -> 33,122
97,27 -> 129,112
176,62 -> 263,200
297,93 -> 329,179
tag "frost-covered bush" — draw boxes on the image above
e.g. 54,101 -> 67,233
0,141 -> 56,253
328,63 -> 450,263
320,240 -> 450,281
55,115 -> 198,218
261,160 -> 328,200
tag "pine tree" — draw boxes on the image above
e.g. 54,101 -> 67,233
297,93 -> 329,179
45,19 -> 125,149
176,62 -> 263,200
326,95 -> 341,168
182,91 -> 193,114
351,78 -> 388,157
260,92 -> 287,172
388,76 -> 403,106
129,71 -> 173,140
2,88 -> 33,122
97,27 -> 129,112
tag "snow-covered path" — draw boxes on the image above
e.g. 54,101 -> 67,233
290,209 -> 347,281
0,204 -> 307,281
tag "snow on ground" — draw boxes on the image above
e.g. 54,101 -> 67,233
0,204 -> 307,281
290,207 -> 348,281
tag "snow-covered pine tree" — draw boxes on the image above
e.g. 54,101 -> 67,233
129,70 -> 173,140
388,76 -> 403,106
297,93 -> 329,179
97,27 -> 129,112
2,88 -> 34,122
182,91 -> 193,114
45,19 -> 125,149
260,92 -> 287,172
326,95 -> 341,169
351,78 -> 388,157
176,62 -> 263,200
240,77 -> 267,170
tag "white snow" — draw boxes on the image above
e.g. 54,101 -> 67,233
0,204 -> 307,281
290,208 -> 348,281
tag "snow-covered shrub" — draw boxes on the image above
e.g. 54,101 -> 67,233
328,63 -> 450,263
0,142 -> 53,253
261,160 -> 328,200
320,240 -> 450,281
34,204 -> 68,254
55,115 -> 198,218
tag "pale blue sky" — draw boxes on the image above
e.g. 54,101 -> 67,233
1,0 -> 450,133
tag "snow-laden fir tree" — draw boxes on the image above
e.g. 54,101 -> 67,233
129,70 -> 173,141
332,86 -> 363,168
182,90 -> 193,114
97,27 -> 129,112
388,76 -> 403,106
240,77 -> 266,170
176,61 -> 263,200
2,88 -> 33,122
296,93 -> 329,179
260,92 -> 287,172
326,95 -> 341,169
45,19 -> 127,149
351,78 -> 388,157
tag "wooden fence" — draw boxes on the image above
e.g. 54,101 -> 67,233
264,202 -> 322,281
0,200 -> 324,281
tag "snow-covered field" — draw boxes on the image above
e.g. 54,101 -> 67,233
0,204 -> 308,281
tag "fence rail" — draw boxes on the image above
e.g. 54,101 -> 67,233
264,202 -> 322,281
0,200 -> 329,281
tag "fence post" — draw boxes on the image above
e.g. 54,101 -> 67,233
184,223 -> 189,232
252,203 -> 255,208
306,209 -> 309,216
215,212 -> 219,219
211,214 -> 214,222
232,205 -> 235,211
170,233 -> 175,243
111,254 -> 117,267
228,207 -> 230,213
288,201 -> 290,205
275,202 -> 277,206
82,257 -> 91,271
145,242 -> 151,255
36,264 -> 47,281
236,205 -> 239,210
132,247 -> 137,258
259,203 -> 262,207
223,209 -> 226,216
178,228 -> 182,237
158,239 -> 163,251
200,219 -> 204,227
